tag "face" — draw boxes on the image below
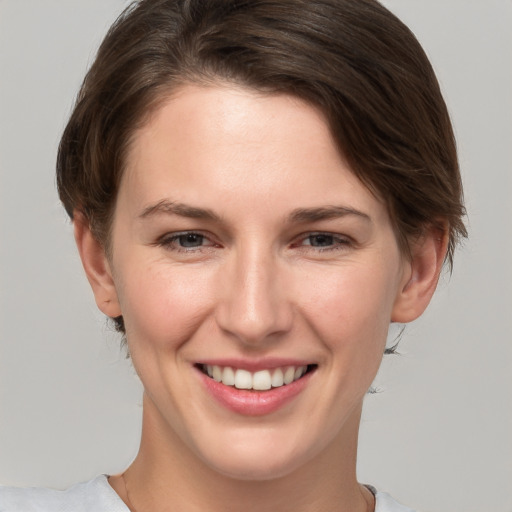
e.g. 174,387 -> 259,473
103,84 -> 413,479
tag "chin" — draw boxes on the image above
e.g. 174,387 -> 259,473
193,428 -> 319,482
206,452 -> 307,482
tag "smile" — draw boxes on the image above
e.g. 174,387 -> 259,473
199,364 -> 316,391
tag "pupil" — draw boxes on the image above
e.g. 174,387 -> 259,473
179,234 -> 203,247
311,234 -> 333,247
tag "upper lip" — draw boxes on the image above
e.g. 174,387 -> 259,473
194,357 -> 316,372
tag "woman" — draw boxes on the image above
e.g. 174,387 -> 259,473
0,0 -> 466,511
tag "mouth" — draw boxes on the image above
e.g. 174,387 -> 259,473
196,363 -> 317,391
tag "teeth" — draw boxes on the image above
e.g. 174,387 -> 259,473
212,365 -> 222,382
204,364 -> 309,390
222,366 -> 235,386
271,368 -> 284,387
283,366 -> 296,385
252,370 -> 272,390
294,366 -> 305,380
234,369 -> 252,389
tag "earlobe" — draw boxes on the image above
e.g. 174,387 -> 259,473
391,225 -> 448,323
73,212 -> 122,318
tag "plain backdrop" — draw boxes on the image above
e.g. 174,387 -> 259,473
0,1 -> 511,511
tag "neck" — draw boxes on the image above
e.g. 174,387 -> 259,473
112,393 -> 372,512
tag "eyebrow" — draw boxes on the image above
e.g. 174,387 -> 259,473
138,200 -> 370,224
138,200 -> 221,221
288,206 -> 371,224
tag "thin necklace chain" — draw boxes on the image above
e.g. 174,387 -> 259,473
121,472 -> 137,512
120,471 -> 375,512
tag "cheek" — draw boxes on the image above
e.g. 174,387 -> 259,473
298,263 -> 400,357
114,259 -> 215,349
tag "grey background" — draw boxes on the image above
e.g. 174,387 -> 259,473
0,1 -> 511,511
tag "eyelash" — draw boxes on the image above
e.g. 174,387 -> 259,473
293,232 -> 352,252
157,231 -> 352,254
157,231 -> 217,253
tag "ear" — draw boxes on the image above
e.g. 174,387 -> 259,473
73,212 -> 122,318
391,224 -> 448,323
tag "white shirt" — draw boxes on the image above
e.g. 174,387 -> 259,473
0,475 -> 416,511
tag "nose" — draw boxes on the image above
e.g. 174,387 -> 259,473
215,245 -> 293,346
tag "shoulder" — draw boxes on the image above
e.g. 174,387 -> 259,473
374,489 -> 416,512
0,475 -> 129,512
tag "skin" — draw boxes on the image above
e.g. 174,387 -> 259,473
75,84 -> 447,512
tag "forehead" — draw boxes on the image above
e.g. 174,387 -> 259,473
120,84 -> 387,225
126,84 -> 339,170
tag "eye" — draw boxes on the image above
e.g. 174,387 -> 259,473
175,233 -> 206,248
157,231 -> 217,252
294,232 -> 352,252
304,234 -> 336,247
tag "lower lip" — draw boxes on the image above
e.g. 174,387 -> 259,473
197,368 -> 314,416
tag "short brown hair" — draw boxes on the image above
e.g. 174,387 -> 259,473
57,0 -> 466,264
